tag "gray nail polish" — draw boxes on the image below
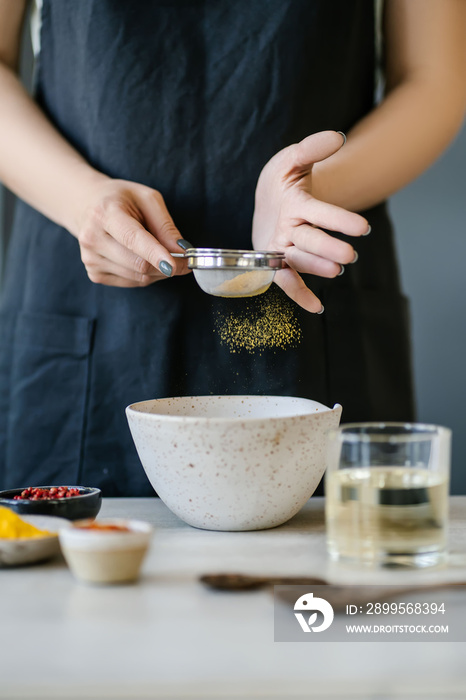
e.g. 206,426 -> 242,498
338,265 -> 345,276
362,224 -> 371,236
351,251 -> 359,264
159,260 -> 173,277
177,238 -> 193,250
336,131 -> 347,146
317,304 -> 325,315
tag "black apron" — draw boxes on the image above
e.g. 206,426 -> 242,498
0,0 -> 415,496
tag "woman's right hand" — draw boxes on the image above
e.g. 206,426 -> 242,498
72,176 -> 191,287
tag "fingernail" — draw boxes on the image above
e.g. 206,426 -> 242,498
338,265 -> 345,276
159,261 -> 173,277
362,224 -> 371,236
317,304 -> 325,315
336,131 -> 347,146
351,251 -> 359,264
177,238 -> 193,250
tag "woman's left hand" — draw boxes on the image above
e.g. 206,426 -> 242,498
252,130 -> 370,313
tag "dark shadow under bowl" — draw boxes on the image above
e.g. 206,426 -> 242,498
0,486 -> 102,521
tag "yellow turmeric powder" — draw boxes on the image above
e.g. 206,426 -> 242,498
0,506 -> 54,539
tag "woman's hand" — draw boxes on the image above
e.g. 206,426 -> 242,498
73,176 -> 191,287
252,131 -> 370,313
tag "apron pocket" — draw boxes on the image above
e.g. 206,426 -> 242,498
5,311 -> 94,488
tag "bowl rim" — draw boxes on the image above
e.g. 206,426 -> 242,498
0,486 -> 102,505
69,518 -> 153,533
126,395 -> 342,424
59,519 -> 153,546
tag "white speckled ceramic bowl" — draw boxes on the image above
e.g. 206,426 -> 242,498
126,396 -> 342,531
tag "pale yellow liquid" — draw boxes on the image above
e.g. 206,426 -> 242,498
326,467 -> 448,564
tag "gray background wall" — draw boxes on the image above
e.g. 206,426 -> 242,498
1,22 -> 465,493
390,123 -> 466,494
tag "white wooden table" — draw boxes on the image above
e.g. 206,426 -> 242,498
1,497 -> 466,700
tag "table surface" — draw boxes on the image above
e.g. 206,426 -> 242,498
1,496 -> 466,700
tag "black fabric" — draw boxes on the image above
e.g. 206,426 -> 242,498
0,0 -> 415,496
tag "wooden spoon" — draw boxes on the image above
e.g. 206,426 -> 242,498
199,573 -> 466,611
199,573 -> 328,590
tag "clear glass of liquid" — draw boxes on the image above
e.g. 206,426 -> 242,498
325,423 -> 451,568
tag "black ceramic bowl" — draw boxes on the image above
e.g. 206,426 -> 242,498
0,486 -> 102,521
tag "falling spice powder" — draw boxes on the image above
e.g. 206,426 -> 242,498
214,286 -> 302,353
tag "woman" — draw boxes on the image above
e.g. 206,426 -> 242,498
0,1 -> 465,495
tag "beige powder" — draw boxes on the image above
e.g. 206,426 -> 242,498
213,270 -> 273,297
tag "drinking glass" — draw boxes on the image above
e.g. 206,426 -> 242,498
325,423 -> 451,568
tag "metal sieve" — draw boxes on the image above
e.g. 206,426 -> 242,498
171,248 -> 286,297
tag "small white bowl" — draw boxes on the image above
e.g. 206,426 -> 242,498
0,515 -> 71,566
59,519 -> 153,584
126,395 -> 342,531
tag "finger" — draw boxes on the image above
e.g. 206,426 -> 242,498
284,245 -> 344,278
86,233 -> 159,277
88,231 -> 190,277
273,267 -> 323,314
86,268 -> 155,288
88,252 -> 191,283
291,130 -> 346,170
289,224 -> 356,266
105,209 -> 186,276
88,255 -> 161,284
296,195 -> 369,237
138,190 -> 186,253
